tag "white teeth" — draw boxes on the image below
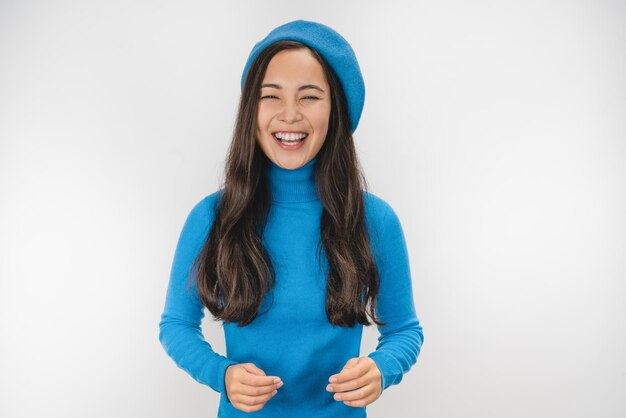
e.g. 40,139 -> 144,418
275,132 -> 307,141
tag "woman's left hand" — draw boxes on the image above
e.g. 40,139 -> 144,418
326,356 -> 382,407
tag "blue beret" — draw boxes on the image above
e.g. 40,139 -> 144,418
240,19 -> 365,134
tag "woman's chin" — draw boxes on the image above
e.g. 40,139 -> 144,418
272,153 -> 310,170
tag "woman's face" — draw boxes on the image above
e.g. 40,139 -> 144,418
255,48 -> 331,170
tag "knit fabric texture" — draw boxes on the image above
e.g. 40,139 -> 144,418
240,19 -> 366,134
158,156 -> 424,417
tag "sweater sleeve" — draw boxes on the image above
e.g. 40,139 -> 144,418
158,196 -> 239,402
367,203 -> 424,394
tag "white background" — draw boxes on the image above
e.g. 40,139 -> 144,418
1,1 -> 624,417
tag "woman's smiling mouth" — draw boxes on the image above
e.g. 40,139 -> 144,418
272,132 -> 309,150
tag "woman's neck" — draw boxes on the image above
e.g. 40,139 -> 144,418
266,156 -> 319,203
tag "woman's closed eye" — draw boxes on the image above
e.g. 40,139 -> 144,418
259,95 -> 320,100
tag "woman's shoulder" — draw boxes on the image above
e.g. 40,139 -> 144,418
363,190 -> 395,222
362,191 -> 408,256
362,190 -> 402,242
200,188 -> 224,213
183,189 -> 224,227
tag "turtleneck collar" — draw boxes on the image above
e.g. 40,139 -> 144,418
266,156 -> 319,203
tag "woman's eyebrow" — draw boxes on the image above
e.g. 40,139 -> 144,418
261,83 -> 325,93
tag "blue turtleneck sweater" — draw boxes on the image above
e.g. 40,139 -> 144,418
158,156 -> 424,417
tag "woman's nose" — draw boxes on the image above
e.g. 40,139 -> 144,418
277,101 -> 303,123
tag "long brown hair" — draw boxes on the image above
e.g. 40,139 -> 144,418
189,40 -> 385,328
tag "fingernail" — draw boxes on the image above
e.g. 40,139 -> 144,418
272,390 -> 277,396
276,381 -> 284,388
330,377 -> 337,383
326,385 -> 333,391
273,378 -> 281,384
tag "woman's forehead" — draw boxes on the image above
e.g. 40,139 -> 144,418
262,50 -> 328,87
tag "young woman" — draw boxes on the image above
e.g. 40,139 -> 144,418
159,19 -> 424,417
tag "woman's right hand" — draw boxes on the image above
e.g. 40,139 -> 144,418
224,363 -> 283,413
